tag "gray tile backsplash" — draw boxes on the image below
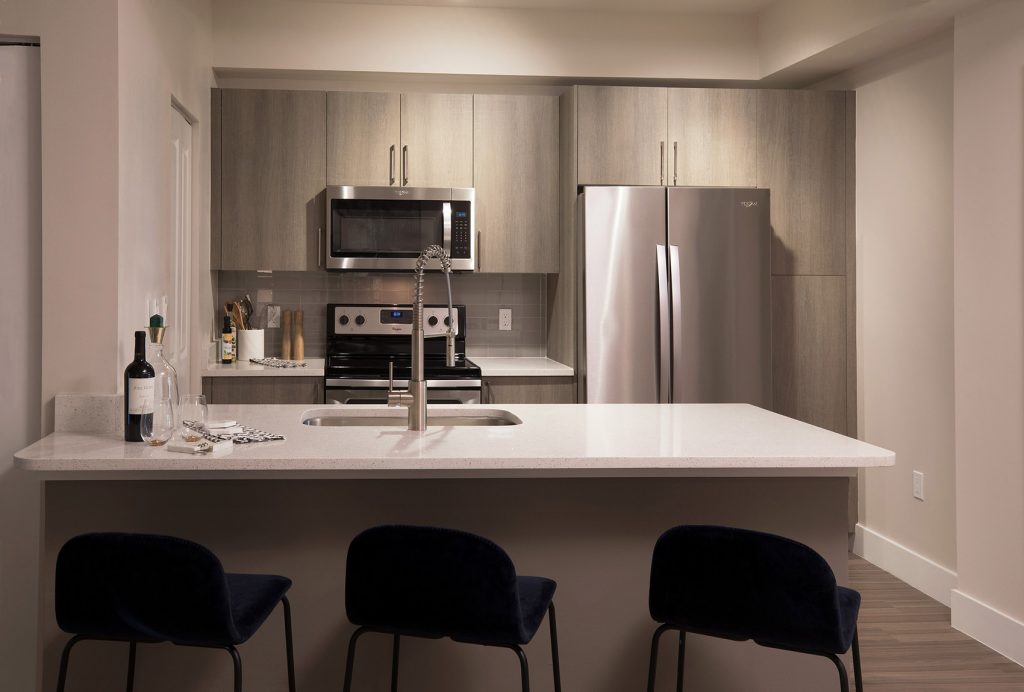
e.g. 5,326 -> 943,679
217,271 -> 547,359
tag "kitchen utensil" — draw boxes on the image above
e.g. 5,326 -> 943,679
232,302 -> 247,331
281,310 -> 292,359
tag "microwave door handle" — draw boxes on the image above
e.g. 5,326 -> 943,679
657,244 -> 671,404
442,202 -> 452,255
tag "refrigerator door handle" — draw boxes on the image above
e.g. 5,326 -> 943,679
669,245 -> 683,401
657,244 -> 671,404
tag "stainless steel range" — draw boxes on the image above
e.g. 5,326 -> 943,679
324,303 -> 482,405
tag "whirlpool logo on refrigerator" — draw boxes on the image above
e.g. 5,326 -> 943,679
740,201 -> 758,208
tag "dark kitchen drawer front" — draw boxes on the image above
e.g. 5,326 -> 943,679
202,377 -> 324,405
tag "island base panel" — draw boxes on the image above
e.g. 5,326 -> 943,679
38,477 -> 851,692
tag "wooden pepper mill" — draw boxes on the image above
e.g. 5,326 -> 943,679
281,309 -> 292,360
292,310 -> 305,361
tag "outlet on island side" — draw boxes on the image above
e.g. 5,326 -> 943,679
499,308 -> 513,331
912,470 -> 925,501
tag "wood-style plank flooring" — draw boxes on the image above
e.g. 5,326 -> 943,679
849,555 -> 1024,690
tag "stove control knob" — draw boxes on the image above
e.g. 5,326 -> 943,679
428,316 -> 438,327
339,315 -> 349,326
355,315 -> 365,326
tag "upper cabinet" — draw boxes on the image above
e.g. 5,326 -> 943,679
327,91 -> 401,187
400,93 -> 474,188
668,88 -> 756,187
325,91 -> 473,188
219,89 -> 326,271
577,86 -> 668,185
474,94 -> 559,274
757,90 -> 847,276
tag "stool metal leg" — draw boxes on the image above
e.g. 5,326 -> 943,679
646,624 -> 673,692
342,627 -> 370,692
851,628 -> 863,692
675,631 -> 686,692
510,645 -> 530,692
126,641 -> 137,692
390,634 -> 400,692
56,634 -> 87,692
225,645 -> 242,692
547,603 -> 562,692
825,652 -> 850,692
281,596 -> 297,692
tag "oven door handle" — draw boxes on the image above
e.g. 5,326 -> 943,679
325,378 -> 482,388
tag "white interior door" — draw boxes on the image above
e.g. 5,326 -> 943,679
171,106 -> 193,393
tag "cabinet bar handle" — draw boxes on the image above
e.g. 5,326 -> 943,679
402,145 -> 409,186
318,226 -> 324,268
673,141 -> 678,186
389,144 -> 396,185
660,141 -> 665,185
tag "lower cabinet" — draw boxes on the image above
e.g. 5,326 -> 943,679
202,377 -> 324,405
482,377 -> 577,404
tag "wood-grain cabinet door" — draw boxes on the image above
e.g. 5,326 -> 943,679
474,94 -> 559,273
577,86 -> 667,185
220,89 -> 326,271
400,93 -> 473,188
668,88 -> 756,187
327,91 -> 401,186
757,90 -> 847,276
771,276 -> 846,434
202,377 -> 324,405
483,377 -> 577,404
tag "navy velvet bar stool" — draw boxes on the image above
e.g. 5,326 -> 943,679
54,532 -> 297,692
646,525 -> 863,692
342,525 -> 562,692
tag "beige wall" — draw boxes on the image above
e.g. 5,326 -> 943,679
820,32 -> 957,573
212,0 -> 758,80
117,0 -> 214,395
953,0 -> 1024,624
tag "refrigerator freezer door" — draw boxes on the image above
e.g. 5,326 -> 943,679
581,187 -> 668,403
667,187 -> 771,405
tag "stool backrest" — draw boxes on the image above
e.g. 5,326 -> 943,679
346,525 -> 522,643
650,525 -> 843,650
56,533 -> 237,644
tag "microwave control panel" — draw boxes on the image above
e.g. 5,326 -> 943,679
451,202 -> 472,259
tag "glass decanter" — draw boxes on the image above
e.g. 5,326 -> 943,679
146,326 -> 180,444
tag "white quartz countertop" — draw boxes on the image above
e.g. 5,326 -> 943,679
15,404 -> 893,479
201,358 -> 325,378
470,357 -> 574,377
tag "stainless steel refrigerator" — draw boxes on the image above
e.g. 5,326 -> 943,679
579,186 -> 771,405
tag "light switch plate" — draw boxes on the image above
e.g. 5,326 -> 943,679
499,308 -> 512,331
267,305 -> 281,328
913,470 -> 925,501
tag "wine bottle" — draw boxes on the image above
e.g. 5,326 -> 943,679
124,330 -> 155,442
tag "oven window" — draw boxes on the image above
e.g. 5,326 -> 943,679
331,200 -> 446,257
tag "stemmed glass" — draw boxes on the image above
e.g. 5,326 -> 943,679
141,391 -> 175,446
178,394 -> 209,443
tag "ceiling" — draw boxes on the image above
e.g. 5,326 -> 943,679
286,0 -> 779,14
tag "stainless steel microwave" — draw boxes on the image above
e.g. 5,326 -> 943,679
325,186 -> 475,271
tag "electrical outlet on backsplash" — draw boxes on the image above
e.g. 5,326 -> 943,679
215,271 -> 548,359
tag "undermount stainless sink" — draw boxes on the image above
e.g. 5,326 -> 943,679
302,408 -> 523,428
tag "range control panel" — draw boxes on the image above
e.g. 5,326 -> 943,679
332,305 -> 460,337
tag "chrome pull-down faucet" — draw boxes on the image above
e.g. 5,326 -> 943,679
386,245 -> 456,431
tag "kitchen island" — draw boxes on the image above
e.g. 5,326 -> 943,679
17,404 -> 893,692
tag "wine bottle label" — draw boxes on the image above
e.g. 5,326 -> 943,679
128,378 -> 155,415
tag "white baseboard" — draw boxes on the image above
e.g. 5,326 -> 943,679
951,589 -> 1024,667
853,523 -> 957,606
